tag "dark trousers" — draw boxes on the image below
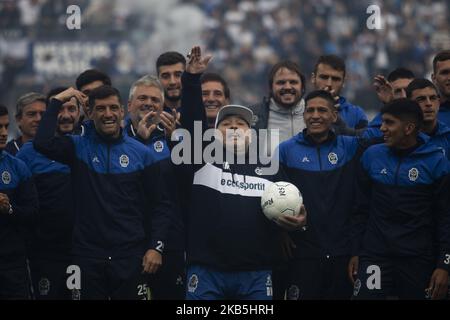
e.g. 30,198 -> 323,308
0,259 -> 30,300
74,255 -> 150,300
353,255 -> 435,300
29,257 -> 73,300
282,256 -> 353,300
147,250 -> 186,300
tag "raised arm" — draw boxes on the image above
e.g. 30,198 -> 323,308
180,46 -> 212,135
34,88 -> 86,165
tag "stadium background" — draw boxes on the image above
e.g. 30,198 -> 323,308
0,0 -> 449,137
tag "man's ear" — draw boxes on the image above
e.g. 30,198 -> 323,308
331,109 -> 338,124
404,122 -> 416,136
431,73 -> 436,84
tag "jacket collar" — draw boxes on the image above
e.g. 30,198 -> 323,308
295,128 -> 337,146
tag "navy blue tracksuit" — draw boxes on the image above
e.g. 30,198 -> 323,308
125,119 -> 186,300
337,97 -> 368,130
438,100 -> 450,127
179,72 -> 286,300
34,99 -> 175,299
17,141 -> 74,299
351,137 -> 450,299
278,131 -> 371,299
0,151 -> 38,299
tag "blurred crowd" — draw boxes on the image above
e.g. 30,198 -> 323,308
1,0 -> 449,121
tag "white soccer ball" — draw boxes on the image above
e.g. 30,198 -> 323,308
261,182 -> 302,221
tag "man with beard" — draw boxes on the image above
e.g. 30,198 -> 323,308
201,73 -> 231,129
0,104 -> 39,299
16,87 -> 81,300
311,55 -> 368,130
156,51 -> 186,111
5,93 -> 46,155
432,50 -> 450,126
250,60 -> 306,146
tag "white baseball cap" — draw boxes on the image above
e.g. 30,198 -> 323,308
214,104 -> 253,129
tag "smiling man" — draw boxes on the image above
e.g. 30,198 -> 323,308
278,90 -> 373,300
350,98 -> 450,300
16,87 -> 82,300
34,85 -> 175,300
250,60 -> 306,146
201,73 -> 230,128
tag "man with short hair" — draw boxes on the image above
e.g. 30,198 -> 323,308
75,69 -> 112,119
5,92 -> 46,155
16,87 -> 82,300
349,99 -> 450,300
75,69 -> 112,96
34,85 -> 175,300
311,55 -> 368,130
201,72 -> 231,128
406,78 -> 450,160
126,75 -> 185,300
156,52 -> 186,111
278,90 -> 374,300
0,104 -> 38,299
367,67 -> 415,138
432,50 -> 450,126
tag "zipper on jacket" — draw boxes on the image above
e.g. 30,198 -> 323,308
394,157 -> 403,185
317,146 -> 322,170
107,144 -> 111,174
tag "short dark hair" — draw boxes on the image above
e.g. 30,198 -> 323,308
156,51 -> 186,74
268,60 -> 305,94
381,98 -> 423,130
406,79 -> 438,99
304,90 -> 335,109
46,86 -> 68,105
201,73 -> 231,100
76,69 -> 112,90
0,104 -> 9,117
314,55 -> 346,78
387,68 -> 415,83
88,85 -> 122,111
433,50 -> 450,73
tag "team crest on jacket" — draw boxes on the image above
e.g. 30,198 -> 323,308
188,274 -> 198,293
119,154 -> 129,168
287,285 -> 300,300
328,152 -> 338,165
408,168 -> 419,182
39,278 -> 50,296
153,140 -> 164,153
1,171 -> 11,184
